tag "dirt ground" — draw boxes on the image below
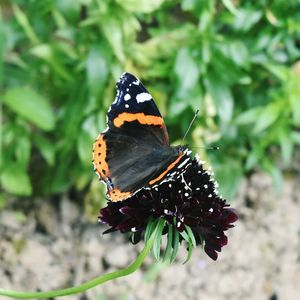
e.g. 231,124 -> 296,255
0,172 -> 299,300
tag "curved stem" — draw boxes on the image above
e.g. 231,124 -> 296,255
0,223 -> 160,299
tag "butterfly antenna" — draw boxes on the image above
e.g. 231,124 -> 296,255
182,108 -> 200,142
190,146 -> 220,150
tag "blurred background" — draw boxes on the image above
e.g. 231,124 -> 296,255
1,1 -> 300,299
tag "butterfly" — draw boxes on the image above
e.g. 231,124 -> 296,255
93,73 -> 192,201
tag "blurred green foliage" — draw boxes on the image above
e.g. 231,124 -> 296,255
1,0 -> 300,204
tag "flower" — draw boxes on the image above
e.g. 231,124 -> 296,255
99,155 -> 238,261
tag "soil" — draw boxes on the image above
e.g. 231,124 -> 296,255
0,172 -> 299,300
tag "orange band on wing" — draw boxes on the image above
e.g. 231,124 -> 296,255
113,112 -> 164,128
108,188 -> 132,202
149,153 -> 184,185
93,134 -> 110,179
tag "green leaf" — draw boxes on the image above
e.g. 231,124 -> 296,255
15,134 -> 31,169
0,7 -> 4,87
77,130 -> 93,167
253,102 -> 281,134
263,63 -> 289,81
228,41 -> 249,67
30,44 -> 73,81
287,75 -> 300,126
206,75 -> 234,124
116,0 -> 166,13
245,147 -> 262,171
3,87 -> 55,131
292,131 -> 300,144
235,107 -> 262,125
33,135 -> 55,166
278,128 -> 293,166
172,51 -> 203,112
0,193 -> 5,209
222,0 -> 238,15
262,161 -> 282,193
86,46 -> 109,100
234,8 -> 262,32
12,4 -> 39,45
214,159 -> 243,199
175,47 -> 200,98
181,0 -> 203,13
100,17 -> 125,63
1,163 -> 32,196
169,101 -> 188,117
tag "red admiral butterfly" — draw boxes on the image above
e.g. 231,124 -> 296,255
93,72 -> 192,201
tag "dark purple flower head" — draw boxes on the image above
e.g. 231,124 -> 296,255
99,155 -> 238,261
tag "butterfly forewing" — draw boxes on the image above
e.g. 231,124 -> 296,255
93,73 -> 182,201
107,72 -> 169,146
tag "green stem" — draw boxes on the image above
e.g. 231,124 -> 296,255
0,221 -> 161,299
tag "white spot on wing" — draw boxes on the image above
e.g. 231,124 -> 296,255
136,93 -> 152,103
124,94 -> 131,101
125,104 -> 129,108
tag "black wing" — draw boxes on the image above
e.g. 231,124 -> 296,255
93,73 -> 180,201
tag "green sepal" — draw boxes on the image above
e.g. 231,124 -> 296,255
180,226 -> 197,264
152,219 -> 165,260
170,228 -> 179,263
181,238 -> 193,264
162,224 -> 173,262
144,216 -> 156,244
185,225 -> 197,247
